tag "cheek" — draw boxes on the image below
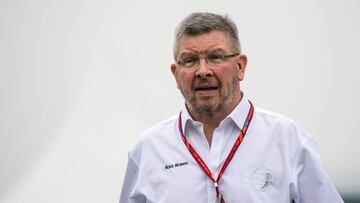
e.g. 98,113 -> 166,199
178,72 -> 194,89
215,69 -> 238,88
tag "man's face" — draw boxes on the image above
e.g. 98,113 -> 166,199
171,31 -> 247,117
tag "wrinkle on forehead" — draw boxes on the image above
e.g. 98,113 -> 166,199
177,31 -> 231,57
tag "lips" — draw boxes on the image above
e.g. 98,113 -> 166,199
194,85 -> 219,92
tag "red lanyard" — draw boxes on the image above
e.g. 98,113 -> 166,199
178,100 -> 254,201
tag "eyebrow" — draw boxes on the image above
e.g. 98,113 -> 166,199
178,48 -> 227,57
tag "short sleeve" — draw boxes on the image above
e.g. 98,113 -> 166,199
119,153 -> 146,203
293,135 -> 344,203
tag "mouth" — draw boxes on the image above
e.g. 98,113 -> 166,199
194,85 -> 219,92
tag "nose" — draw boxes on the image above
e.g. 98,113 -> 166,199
195,58 -> 213,78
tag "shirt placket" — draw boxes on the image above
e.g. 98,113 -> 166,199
206,125 -> 224,203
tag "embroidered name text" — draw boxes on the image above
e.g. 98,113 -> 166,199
165,161 -> 188,170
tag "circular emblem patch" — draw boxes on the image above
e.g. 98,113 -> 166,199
244,167 -> 276,191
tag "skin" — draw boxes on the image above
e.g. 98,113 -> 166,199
171,31 -> 248,146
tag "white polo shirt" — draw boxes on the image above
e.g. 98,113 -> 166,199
119,97 -> 343,203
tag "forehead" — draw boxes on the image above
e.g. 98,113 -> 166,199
177,31 -> 230,55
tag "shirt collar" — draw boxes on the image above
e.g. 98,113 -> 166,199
179,93 -> 251,135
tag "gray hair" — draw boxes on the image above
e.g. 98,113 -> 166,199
173,12 -> 241,60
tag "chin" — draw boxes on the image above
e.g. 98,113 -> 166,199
196,102 -> 222,114
196,100 -> 217,109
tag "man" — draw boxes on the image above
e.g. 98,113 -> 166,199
119,12 -> 343,203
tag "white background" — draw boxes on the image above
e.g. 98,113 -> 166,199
1,0 -> 359,202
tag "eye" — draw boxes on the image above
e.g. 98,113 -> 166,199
181,56 -> 198,67
207,54 -> 224,63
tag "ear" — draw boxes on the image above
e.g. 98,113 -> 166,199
171,63 -> 180,89
237,54 -> 247,81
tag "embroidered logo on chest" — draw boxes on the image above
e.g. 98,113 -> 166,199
244,166 -> 276,191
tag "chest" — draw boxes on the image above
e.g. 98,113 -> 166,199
136,132 -> 295,203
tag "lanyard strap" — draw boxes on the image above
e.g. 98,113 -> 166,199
178,100 -> 254,197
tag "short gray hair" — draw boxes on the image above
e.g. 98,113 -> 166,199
173,12 -> 241,60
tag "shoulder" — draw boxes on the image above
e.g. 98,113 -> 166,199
253,106 -> 305,129
141,115 -> 178,140
252,106 -> 313,145
127,115 -> 179,163
254,106 -> 295,124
